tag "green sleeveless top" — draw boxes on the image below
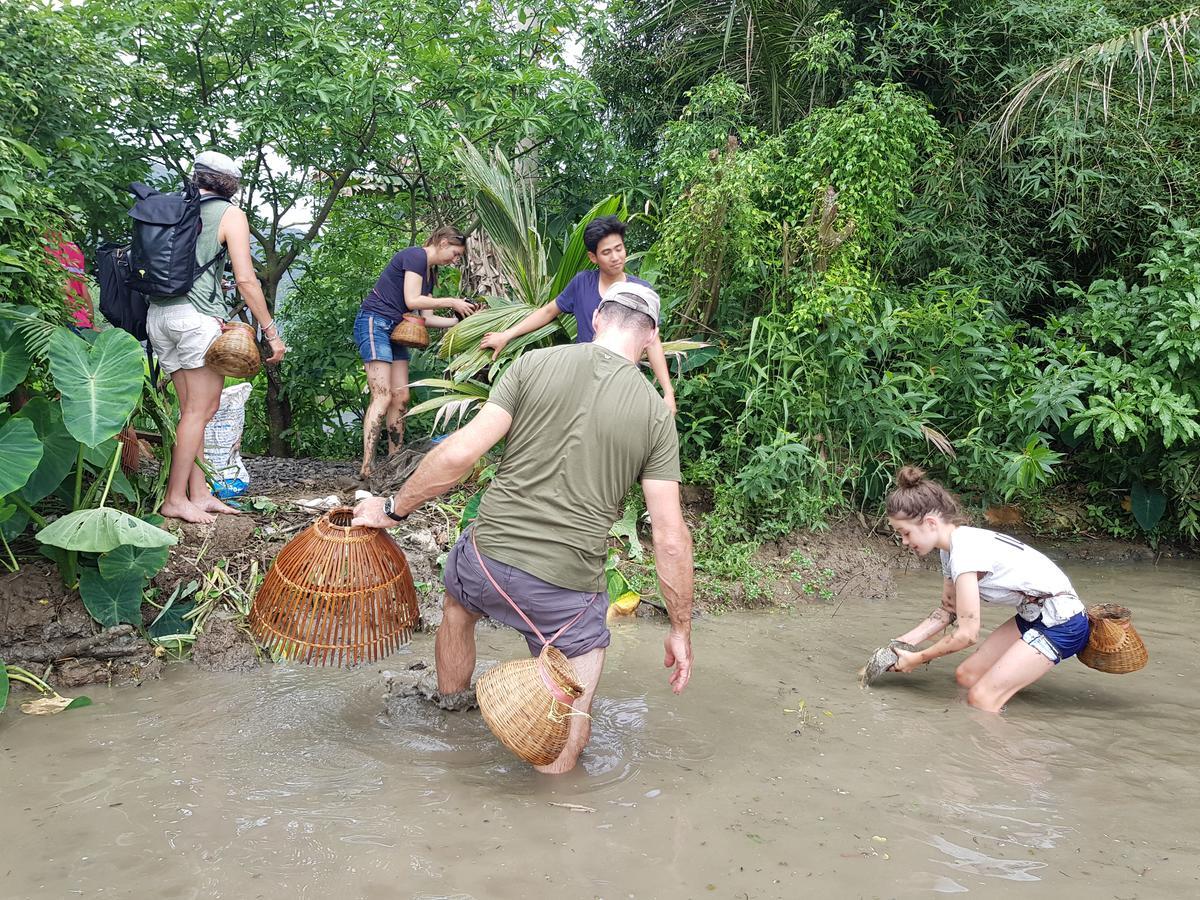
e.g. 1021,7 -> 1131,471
184,196 -> 233,317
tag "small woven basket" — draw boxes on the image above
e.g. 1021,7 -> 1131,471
204,321 -> 262,378
249,507 -> 420,666
390,314 -> 429,349
476,645 -> 583,766
1077,603 -> 1148,674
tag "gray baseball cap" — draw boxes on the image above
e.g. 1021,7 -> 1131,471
192,150 -> 241,179
599,281 -> 660,326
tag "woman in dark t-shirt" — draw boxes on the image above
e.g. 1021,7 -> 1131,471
354,226 -> 477,478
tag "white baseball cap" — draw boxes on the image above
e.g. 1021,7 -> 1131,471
599,281 -> 660,325
192,150 -> 241,179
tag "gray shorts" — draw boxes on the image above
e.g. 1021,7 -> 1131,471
442,529 -> 609,659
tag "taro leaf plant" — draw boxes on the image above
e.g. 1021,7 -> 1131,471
0,311 -> 177,628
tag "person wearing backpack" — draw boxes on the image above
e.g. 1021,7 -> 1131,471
145,150 -> 286,524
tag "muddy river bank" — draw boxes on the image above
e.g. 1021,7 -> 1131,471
2,561 -> 1196,898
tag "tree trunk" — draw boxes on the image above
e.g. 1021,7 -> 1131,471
260,274 -> 294,457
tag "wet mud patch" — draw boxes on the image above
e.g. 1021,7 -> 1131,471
380,659 -> 498,713
191,616 -> 261,673
0,563 -> 161,688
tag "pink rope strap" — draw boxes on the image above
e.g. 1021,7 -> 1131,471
470,529 -> 598,705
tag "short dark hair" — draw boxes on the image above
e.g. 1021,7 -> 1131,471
596,300 -> 655,332
583,215 -> 626,253
193,167 -> 240,199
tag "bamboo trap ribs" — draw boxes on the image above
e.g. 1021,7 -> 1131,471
249,508 -> 420,666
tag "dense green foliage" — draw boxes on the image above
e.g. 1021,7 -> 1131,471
3,0 -> 1199,545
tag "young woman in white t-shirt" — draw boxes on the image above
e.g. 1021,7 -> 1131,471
884,466 -> 1090,712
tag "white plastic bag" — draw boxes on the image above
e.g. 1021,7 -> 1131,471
204,382 -> 253,498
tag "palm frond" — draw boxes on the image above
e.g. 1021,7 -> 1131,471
407,378 -> 491,432
996,8 -> 1200,147
454,140 -> 549,307
0,304 -> 60,359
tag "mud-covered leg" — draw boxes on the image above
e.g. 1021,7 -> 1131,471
435,593 -> 481,695
536,647 -> 606,775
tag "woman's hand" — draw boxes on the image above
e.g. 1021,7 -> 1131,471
892,647 -> 926,673
265,334 -> 287,365
447,297 -> 477,318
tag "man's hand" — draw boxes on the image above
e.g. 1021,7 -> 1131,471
663,393 -> 677,416
264,334 -> 286,365
663,626 -> 692,694
479,329 -> 511,361
892,647 -> 925,673
351,496 -> 394,529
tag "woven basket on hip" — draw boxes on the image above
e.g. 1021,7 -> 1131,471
249,507 -> 420,666
204,321 -> 262,378
1077,603 -> 1148,674
390,314 -> 429,349
476,644 -> 584,766
118,425 -> 141,476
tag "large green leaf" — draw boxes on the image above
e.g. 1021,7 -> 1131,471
0,417 -> 43,498
37,507 -> 178,553
47,327 -> 144,448
1,507 -> 29,542
15,398 -> 78,504
78,567 -> 144,628
1131,481 -> 1167,533
0,326 -> 31,395
99,542 -> 170,580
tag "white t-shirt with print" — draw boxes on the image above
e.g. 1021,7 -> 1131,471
939,526 -> 1084,627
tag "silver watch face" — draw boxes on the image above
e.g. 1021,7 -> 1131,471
383,497 -> 394,516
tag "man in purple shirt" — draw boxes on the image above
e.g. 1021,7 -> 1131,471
479,215 -> 676,413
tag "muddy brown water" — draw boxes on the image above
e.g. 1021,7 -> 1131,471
2,562 -> 1197,899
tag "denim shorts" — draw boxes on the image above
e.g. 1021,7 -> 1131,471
442,528 -> 610,659
1016,612 -> 1090,664
353,309 -> 409,364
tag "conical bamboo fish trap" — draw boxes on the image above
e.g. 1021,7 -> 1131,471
249,508 -> 420,666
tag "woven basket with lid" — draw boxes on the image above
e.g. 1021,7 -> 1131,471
1077,603 -> 1148,674
390,314 -> 429,349
204,321 -> 262,378
476,645 -> 584,766
249,507 -> 420,666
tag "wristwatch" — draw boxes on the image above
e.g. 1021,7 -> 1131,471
383,496 -> 407,523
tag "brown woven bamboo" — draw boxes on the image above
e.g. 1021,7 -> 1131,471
119,425 -> 140,476
390,314 -> 429,349
204,321 -> 262,378
476,645 -> 584,766
1077,603 -> 1148,674
249,507 -> 420,666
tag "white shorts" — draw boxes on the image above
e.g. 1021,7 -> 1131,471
146,303 -> 222,375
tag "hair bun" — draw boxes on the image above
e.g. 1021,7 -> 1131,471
896,465 -> 926,490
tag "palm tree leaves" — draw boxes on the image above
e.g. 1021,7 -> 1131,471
997,8 -> 1200,146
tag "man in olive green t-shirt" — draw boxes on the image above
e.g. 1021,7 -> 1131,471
354,282 -> 695,774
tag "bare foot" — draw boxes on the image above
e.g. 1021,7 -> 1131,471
359,463 -> 374,480
160,499 -> 216,525
195,494 -> 241,515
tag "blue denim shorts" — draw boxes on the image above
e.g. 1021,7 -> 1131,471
442,528 -> 610,659
1016,612 -> 1090,664
353,309 -> 409,364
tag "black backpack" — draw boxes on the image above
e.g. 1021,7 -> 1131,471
96,242 -> 150,342
126,181 -> 228,299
